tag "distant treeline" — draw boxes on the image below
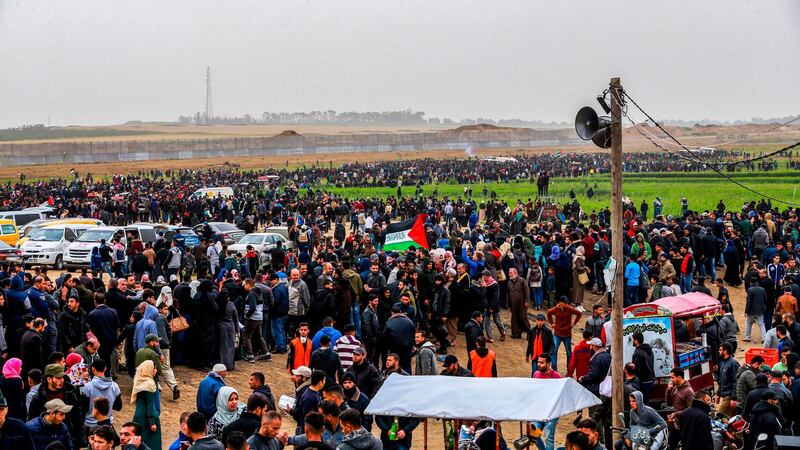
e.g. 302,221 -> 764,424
0,124 -> 161,142
178,109 -> 570,127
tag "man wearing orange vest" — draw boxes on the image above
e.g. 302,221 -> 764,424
287,322 -> 313,374
467,337 -> 497,377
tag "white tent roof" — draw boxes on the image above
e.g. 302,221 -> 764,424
364,375 -> 602,422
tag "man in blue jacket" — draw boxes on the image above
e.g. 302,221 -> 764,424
196,364 -> 227,419
26,399 -> 73,450
269,274 -> 289,353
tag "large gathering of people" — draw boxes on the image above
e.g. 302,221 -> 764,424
0,152 -> 799,450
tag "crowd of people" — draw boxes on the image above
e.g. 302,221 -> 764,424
1,154 -> 800,450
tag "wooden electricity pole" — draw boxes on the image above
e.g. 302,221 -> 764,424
610,76 -> 625,435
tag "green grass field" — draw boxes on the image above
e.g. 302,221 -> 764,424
323,171 -> 800,216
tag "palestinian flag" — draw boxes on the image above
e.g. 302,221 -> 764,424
383,214 -> 429,251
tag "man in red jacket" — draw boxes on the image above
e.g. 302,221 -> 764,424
567,330 -> 593,380
546,296 -> 582,372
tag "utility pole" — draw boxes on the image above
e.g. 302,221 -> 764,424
609,76 -> 625,436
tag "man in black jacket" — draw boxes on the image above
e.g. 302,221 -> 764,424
525,314 -> 554,375
747,391 -> 783,450
679,390 -> 714,450
463,311 -> 484,361
309,335 -> 343,385
381,304 -> 415,374
221,394 -> 266,445
430,275 -> 451,354
20,319 -> 45,380
345,350 -> 380,399
631,332 -> 655,405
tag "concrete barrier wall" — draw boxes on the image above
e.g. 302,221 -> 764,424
0,129 -> 579,166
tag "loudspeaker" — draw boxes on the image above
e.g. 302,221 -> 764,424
575,106 -> 599,140
592,126 -> 612,149
575,106 -> 612,148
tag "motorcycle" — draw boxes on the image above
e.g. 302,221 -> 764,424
611,413 -> 667,450
711,413 -> 746,450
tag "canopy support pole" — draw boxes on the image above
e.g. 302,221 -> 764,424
424,418 -> 428,450
455,420 -> 461,450
496,422 -> 501,450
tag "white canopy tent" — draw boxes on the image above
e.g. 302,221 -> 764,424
365,375 -> 601,422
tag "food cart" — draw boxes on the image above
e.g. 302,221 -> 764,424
622,293 -> 722,403
365,375 -> 601,450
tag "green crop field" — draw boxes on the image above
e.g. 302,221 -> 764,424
322,171 -> 800,216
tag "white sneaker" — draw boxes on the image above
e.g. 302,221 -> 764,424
577,305 -> 586,313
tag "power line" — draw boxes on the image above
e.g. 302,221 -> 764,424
619,89 -> 800,207
622,90 -> 800,167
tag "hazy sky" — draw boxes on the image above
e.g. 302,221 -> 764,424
1,0 -> 798,128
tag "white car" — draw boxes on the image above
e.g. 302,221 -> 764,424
227,233 -> 290,266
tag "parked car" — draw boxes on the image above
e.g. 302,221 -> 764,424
164,226 -> 201,248
0,241 -> 23,265
228,232 -> 290,254
228,232 -> 292,267
0,220 -> 20,246
193,222 -> 245,245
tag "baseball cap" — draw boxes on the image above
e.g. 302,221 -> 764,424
535,313 -> 546,320
145,334 -> 160,344
443,355 -> 458,367
292,366 -> 312,377
44,364 -> 65,379
352,347 -> 366,356
0,391 -> 7,408
44,399 -> 73,413
588,338 -> 603,347
212,363 -> 228,373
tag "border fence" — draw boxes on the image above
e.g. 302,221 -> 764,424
0,128 -> 581,166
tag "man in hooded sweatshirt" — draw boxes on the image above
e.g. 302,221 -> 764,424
133,302 -> 159,351
414,330 -> 437,376
5,275 -> 32,355
80,359 -> 122,428
337,409 -> 381,450
615,391 -> 667,450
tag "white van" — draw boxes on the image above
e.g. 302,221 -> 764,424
20,223 -> 99,269
190,187 -> 234,199
63,224 -> 168,269
0,210 -> 51,227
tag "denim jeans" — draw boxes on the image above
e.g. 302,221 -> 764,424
531,287 -> 543,309
702,257 -> 716,282
271,316 -> 287,352
624,285 -> 638,307
351,304 -> 362,338
552,335 -> 572,372
102,261 -> 114,279
534,418 -> 559,450
680,274 -> 692,294
745,314 -> 767,342
483,309 -> 506,339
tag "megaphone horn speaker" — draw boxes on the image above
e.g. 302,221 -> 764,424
592,126 -> 612,149
575,106 -> 599,141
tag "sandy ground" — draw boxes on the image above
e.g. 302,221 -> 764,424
76,266 -> 755,450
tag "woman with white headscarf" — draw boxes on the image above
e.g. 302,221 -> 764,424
131,360 -> 161,450
207,386 -> 245,440
158,285 -> 173,307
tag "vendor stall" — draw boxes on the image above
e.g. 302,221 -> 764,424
623,293 -> 721,403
